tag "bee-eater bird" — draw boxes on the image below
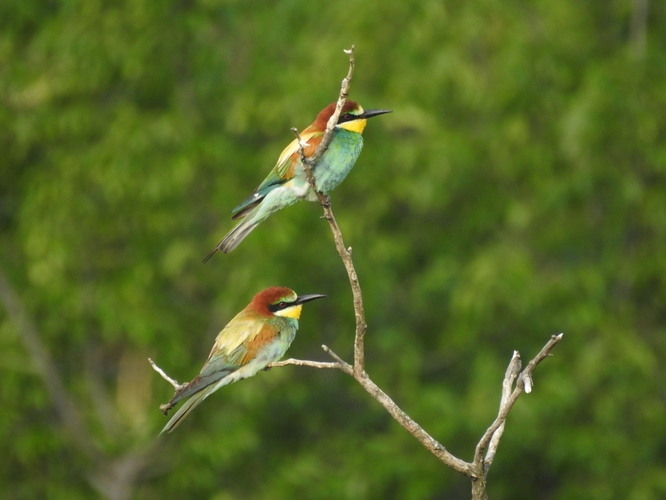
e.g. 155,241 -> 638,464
159,286 -> 325,434
203,100 -> 391,260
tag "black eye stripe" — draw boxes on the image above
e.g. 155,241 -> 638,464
337,112 -> 357,124
267,300 -> 293,312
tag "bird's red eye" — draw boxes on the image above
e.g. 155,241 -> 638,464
277,302 -> 287,309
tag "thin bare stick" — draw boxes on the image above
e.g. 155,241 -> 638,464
484,351 -> 521,468
315,45 -> 355,163
290,48 -> 470,474
473,333 -> 564,466
319,208 -> 367,376
321,345 -> 354,375
148,358 -> 183,391
147,50 -> 565,500
290,44 -> 354,167
0,267 -> 101,460
356,371 -> 476,476
291,46 -> 367,376
268,358 -> 345,371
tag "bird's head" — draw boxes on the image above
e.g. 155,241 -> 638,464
314,101 -> 392,134
252,287 -> 326,320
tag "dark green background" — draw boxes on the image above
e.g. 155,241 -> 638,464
2,1 -> 665,498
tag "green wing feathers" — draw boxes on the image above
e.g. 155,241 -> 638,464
230,130 -> 323,219
159,316 -> 272,433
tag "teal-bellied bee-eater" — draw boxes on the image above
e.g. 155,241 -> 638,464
203,101 -> 391,260
160,287 -> 325,434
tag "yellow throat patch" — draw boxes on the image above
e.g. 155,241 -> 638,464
338,118 -> 367,134
275,304 -> 303,319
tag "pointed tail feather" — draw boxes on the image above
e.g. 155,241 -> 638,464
162,370 -> 227,412
202,190 -> 302,260
202,245 -> 219,264
202,216 -> 261,262
160,384 -> 215,435
160,368 -> 238,433
219,220 -> 259,254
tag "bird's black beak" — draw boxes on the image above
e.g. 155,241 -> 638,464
294,294 -> 327,305
361,109 -> 392,119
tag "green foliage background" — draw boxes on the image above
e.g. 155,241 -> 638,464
2,0 -> 665,498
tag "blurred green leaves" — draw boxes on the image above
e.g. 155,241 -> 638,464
2,0 -> 666,499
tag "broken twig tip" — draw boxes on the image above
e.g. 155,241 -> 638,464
523,374 -> 533,394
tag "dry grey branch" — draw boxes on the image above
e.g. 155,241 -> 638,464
321,344 -> 353,373
0,267 -> 101,460
315,45 -> 356,165
289,47 -> 475,476
484,351 -> 522,467
1,267 -> 160,500
355,370 -> 476,476
291,46 -> 368,376
148,357 -> 184,391
473,334 -> 564,468
291,47 -> 566,485
269,358 -> 345,371
149,48 -> 565,500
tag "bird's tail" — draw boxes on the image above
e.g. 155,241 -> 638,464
202,210 -> 263,262
160,384 -> 215,435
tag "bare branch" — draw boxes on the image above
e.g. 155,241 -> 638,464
291,44 -> 355,168
354,371 -> 476,476
268,358 -> 345,371
148,50 -> 564,500
317,45 -> 355,163
151,47 -> 362,411
521,332 -> 563,389
474,334 -> 564,467
292,46 -> 368,377
1,267 -> 168,499
291,128 -> 311,169
292,47 -> 472,475
322,345 -> 353,375
0,267 -> 101,460
147,358 -> 184,391
316,206 -> 367,376
148,358 -> 193,415
484,351 -> 521,467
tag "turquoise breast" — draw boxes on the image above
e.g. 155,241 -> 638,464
314,128 -> 364,194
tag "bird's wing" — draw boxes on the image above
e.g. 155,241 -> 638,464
201,313 -> 279,375
160,317 -> 279,434
163,315 -> 277,410
231,130 -> 324,219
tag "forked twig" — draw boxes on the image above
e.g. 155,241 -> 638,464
149,48 -> 564,500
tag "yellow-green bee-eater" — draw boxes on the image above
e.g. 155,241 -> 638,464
160,287 -> 325,434
204,101 -> 391,260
